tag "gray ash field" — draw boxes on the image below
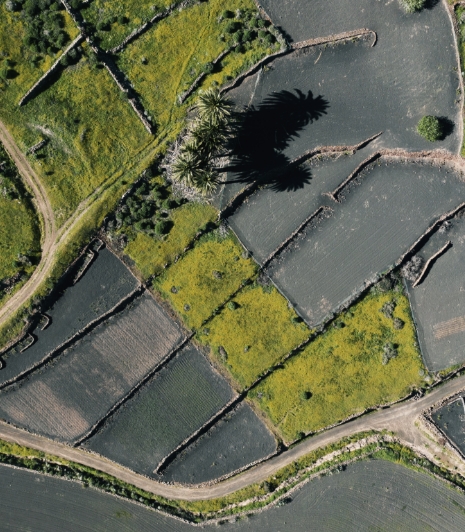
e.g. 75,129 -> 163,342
84,343 -> 235,477
254,0 -> 459,155
407,215 -> 465,371
0,292 -> 184,442
3,460 -> 465,531
0,248 -> 139,386
432,398 -> 465,457
266,160 -> 465,327
228,148 -> 371,263
162,402 -> 276,485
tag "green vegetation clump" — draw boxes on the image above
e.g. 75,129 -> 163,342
399,0 -> 426,13
155,230 -> 257,329
417,115 -> 443,141
197,283 -> 310,390
250,289 -> 426,443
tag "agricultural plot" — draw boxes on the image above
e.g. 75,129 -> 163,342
249,0 -> 460,155
197,282 -> 309,390
3,459 -> 465,531
250,288 -> 425,442
81,0 -> 175,50
228,148 -> 372,263
162,401 -> 276,485
407,216 -> 465,372
0,247 -> 139,386
116,0 -> 274,135
266,160 -> 465,327
155,230 -> 257,330
124,202 -> 217,279
0,292 -> 184,442
85,343 -> 234,477
432,398 -> 465,457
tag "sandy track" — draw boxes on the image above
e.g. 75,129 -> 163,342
0,121 -> 56,325
0,375 -> 464,502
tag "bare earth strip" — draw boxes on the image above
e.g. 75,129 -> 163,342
434,315 -> 465,340
0,121 -> 56,324
0,375 -> 465,501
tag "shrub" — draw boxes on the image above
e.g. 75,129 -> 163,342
417,115 -> 443,141
399,0 -> 426,13
393,318 -> 405,330
118,15 -> 129,25
227,300 -> 239,310
224,21 -> 241,33
203,62 -> 215,74
258,29 -> 268,40
264,33 -> 275,44
380,300 -> 396,319
221,9 -> 234,19
154,220 -> 169,235
242,30 -> 254,42
382,342 -> 398,365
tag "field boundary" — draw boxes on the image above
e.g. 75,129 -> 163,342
412,240 -> 452,288
74,333 -> 193,447
0,285 -> 143,391
291,28 -> 377,50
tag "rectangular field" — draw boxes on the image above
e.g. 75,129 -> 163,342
162,401 -> 276,485
84,343 -> 234,477
155,230 -> 257,330
432,398 -> 465,456
266,160 -> 465,327
228,149 -> 371,263
0,248 -> 139,386
250,288 -> 425,443
407,216 -> 465,372
197,282 -> 310,390
0,292 -> 184,442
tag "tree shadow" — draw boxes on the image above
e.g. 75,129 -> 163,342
224,89 -> 329,192
438,116 -> 455,140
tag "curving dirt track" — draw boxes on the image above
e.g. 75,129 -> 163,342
0,121 -> 56,324
0,374 -> 464,502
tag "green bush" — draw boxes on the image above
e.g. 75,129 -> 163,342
417,116 -> 443,142
224,20 -> 241,33
155,220 -> 170,235
221,9 -> 235,19
399,0 -> 426,13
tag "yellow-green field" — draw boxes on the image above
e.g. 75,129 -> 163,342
125,202 -> 217,279
117,0 -> 275,133
249,290 -> 426,443
155,231 -> 257,329
81,0 -> 174,50
197,283 -> 310,390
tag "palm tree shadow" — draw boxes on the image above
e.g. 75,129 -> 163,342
224,89 -> 329,192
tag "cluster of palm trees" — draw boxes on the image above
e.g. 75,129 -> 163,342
171,88 -> 234,195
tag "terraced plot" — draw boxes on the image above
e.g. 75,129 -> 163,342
3,459 -> 465,531
228,148 -> 371,263
0,292 -> 184,442
248,0 -> 460,157
0,248 -> 139,386
85,343 -> 234,477
407,216 -> 465,371
162,401 -> 276,485
432,397 -> 465,457
266,160 -> 465,327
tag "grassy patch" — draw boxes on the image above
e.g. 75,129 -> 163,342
455,5 -> 465,156
197,283 -> 310,390
250,289 -> 426,443
117,0 -> 276,134
155,230 -> 257,329
125,202 -> 217,278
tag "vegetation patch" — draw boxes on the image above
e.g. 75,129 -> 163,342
0,141 -> 40,299
155,229 -> 257,329
197,282 -> 310,390
417,115 -> 443,142
399,0 -> 426,13
249,287 -> 426,443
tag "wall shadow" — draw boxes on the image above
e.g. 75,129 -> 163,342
224,89 -> 329,192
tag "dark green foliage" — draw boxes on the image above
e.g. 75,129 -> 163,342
264,33 -> 275,44
19,0 -> 70,56
417,115 -> 443,141
221,9 -> 234,19
155,220 -> 170,235
399,0 -> 426,13
258,29 -> 268,39
118,15 -> 129,24
227,300 -> 239,310
203,62 -> 215,74
224,20 -> 241,33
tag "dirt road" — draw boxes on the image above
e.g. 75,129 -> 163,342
0,121 -> 56,325
0,374 -> 464,502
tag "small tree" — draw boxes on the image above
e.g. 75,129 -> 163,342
399,0 -> 426,13
195,87 -> 233,126
417,116 -> 443,141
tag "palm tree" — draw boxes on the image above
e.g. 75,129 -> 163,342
171,151 -> 203,187
195,87 -> 233,126
190,117 -> 228,158
193,168 -> 220,195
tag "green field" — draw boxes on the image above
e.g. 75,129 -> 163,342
117,0 -> 276,134
250,288 -> 426,442
0,142 -> 40,298
155,230 -> 257,329
197,283 -> 310,390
